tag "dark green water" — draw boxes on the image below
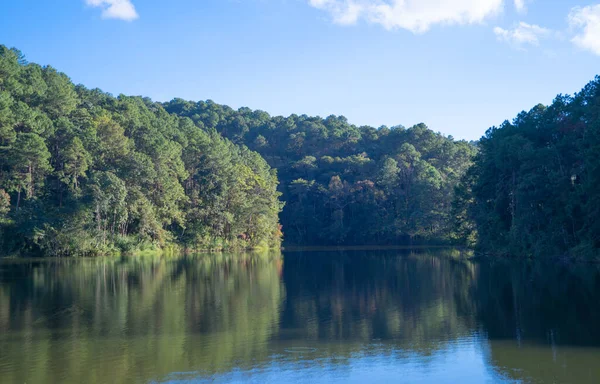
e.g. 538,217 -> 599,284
1,248 -> 599,383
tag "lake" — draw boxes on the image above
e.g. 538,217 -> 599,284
0,248 -> 599,383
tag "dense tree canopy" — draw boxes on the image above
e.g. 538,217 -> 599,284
462,76 -> 600,259
164,100 -> 476,245
0,45 -> 480,255
0,46 -> 282,256
4,45 -> 599,259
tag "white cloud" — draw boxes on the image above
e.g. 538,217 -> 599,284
494,22 -> 550,48
568,5 -> 600,56
308,0 -> 504,33
514,0 -> 526,14
86,0 -> 139,21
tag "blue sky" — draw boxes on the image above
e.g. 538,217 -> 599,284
1,0 -> 599,140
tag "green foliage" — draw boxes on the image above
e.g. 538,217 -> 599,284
0,189 -> 9,218
164,99 -> 477,245
466,77 -> 600,259
0,44 -> 480,255
0,45 -> 282,256
58,137 -> 91,193
7,132 -> 53,202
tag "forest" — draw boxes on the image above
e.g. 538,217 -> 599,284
163,100 -> 476,245
1,44 -> 600,259
0,45 -> 476,256
458,76 -> 600,259
0,46 -> 282,256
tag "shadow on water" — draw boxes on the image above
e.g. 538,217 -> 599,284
0,248 -> 599,383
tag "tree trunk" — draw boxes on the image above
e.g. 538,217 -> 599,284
28,163 -> 33,198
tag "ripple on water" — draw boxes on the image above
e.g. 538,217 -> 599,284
283,347 -> 318,354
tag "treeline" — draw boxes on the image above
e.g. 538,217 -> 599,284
164,100 -> 476,245
0,46 -> 282,256
4,44 -> 598,258
458,76 -> 600,259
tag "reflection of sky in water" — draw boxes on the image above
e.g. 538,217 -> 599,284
162,337 -> 504,383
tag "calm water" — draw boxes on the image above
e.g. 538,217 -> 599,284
1,248 -> 600,384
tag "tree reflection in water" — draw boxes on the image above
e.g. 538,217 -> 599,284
0,249 -> 599,383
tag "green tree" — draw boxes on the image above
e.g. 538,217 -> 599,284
0,189 -> 9,218
58,137 -> 91,193
8,132 -> 53,206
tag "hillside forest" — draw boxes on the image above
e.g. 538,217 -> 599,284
1,45 -> 600,259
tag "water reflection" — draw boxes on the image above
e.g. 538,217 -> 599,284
474,260 -> 600,383
0,249 -> 599,383
279,249 -> 478,349
0,253 -> 284,383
